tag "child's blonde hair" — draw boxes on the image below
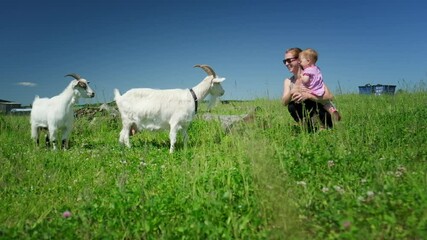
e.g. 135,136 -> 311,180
300,48 -> 318,64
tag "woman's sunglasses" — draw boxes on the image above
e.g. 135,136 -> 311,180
283,57 -> 298,65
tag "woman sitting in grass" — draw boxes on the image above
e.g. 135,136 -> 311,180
281,47 -> 336,131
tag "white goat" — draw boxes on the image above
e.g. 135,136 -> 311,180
30,73 -> 95,149
114,64 -> 225,153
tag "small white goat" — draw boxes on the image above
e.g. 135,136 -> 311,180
30,73 -> 95,149
114,64 -> 225,153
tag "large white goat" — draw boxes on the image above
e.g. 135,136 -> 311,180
30,73 -> 95,149
114,64 -> 225,153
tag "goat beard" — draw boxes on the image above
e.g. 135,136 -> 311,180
207,95 -> 220,111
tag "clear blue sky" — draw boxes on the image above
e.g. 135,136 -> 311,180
1,0 -> 426,106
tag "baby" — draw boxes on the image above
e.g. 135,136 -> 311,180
298,48 -> 341,122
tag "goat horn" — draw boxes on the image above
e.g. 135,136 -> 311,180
194,64 -> 217,77
65,73 -> 82,80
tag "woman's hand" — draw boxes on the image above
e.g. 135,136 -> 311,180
291,92 -> 307,103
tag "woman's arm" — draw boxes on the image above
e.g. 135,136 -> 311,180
281,78 -> 292,106
292,82 -> 334,103
305,84 -> 334,101
322,85 -> 334,100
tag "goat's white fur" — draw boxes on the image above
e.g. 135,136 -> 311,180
114,65 -> 225,153
30,74 -> 95,149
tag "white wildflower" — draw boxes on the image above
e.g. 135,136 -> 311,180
395,165 -> 406,177
327,160 -> 335,168
296,181 -> 307,187
322,187 -> 329,193
334,185 -> 345,194
366,190 -> 375,202
397,165 -> 406,173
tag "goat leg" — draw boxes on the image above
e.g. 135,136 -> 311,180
45,135 -> 50,147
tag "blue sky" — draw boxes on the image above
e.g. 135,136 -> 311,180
1,0 -> 426,106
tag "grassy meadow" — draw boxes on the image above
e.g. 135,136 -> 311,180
1,92 -> 426,239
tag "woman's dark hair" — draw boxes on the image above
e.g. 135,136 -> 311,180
285,47 -> 302,58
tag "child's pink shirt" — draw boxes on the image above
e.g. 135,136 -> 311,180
302,65 -> 325,97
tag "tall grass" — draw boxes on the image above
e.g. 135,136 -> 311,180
1,92 -> 426,239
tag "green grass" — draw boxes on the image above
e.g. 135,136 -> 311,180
1,92 -> 426,239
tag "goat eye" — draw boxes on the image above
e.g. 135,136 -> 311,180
78,82 -> 87,89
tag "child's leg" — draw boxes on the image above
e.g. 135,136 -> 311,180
323,101 -> 341,122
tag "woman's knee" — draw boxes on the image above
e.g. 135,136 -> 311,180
288,102 -> 302,122
319,108 -> 333,128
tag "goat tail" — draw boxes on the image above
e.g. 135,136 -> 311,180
32,95 -> 40,103
113,89 -> 121,100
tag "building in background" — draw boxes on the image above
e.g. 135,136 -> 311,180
0,99 -> 23,114
358,84 -> 396,95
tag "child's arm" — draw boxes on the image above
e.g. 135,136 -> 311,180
300,73 -> 310,85
298,67 -> 310,85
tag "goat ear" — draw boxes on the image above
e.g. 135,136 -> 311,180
71,80 -> 79,88
213,77 -> 225,83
